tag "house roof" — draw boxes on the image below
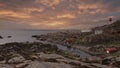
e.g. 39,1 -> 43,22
105,47 -> 117,51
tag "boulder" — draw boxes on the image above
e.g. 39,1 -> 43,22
25,61 -> 72,68
0,64 -> 14,68
8,55 -> 25,64
116,57 -> 120,61
0,36 -> 3,39
15,60 -> 31,68
38,53 -> 64,60
57,58 -> 81,66
16,62 -> 29,68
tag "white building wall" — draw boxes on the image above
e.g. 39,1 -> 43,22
95,30 -> 103,34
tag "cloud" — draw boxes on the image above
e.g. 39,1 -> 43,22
24,7 -> 44,14
57,13 -> 76,19
78,2 -> 105,14
0,3 -> 5,7
0,10 -> 31,19
0,0 -> 120,30
77,0 -> 120,15
30,21 -> 67,29
35,0 -> 61,7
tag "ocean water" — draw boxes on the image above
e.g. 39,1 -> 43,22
0,30 -> 58,44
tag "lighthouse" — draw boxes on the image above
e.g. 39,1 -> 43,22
108,17 -> 113,24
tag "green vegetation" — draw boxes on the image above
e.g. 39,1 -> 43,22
106,52 -> 120,57
56,50 -> 77,59
81,20 -> 120,45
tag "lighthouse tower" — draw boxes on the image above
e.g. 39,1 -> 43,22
109,17 -> 113,24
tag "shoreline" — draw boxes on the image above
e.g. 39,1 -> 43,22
48,41 -> 101,57
0,35 -> 119,67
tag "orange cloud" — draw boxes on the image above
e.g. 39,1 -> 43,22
0,3 -> 5,7
0,10 -> 31,19
57,13 -> 76,19
79,4 -> 98,10
30,20 -> 67,29
35,0 -> 61,7
78,3 -> 106,14
24,7 -> 44,13
46,22 -> 64,26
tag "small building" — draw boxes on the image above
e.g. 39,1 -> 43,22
91,27 -> 104,35
105,47 -> 118,54
92,27 -> 103,35
94,30 -> 103,35
65,38 -> 73,44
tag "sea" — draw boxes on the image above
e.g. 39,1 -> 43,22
0,30 -> 58,44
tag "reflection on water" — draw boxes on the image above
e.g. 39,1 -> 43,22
0,30 -> 57,44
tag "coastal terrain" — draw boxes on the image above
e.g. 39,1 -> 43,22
0,20 -> 120,68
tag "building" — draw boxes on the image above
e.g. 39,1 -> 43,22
94,30 -> 103,35
105,47 -> 118,54
92,27 -> 103,35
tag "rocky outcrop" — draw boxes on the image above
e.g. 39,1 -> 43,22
82,34 -> 114,45
25,61 -> 72,68
92,20 -> 120,32
0,42 -> 119,68
0,64 -> 14,68
38,53 -> 64,59
8,54 -> 25,64
0,36 -> 3,39
81,20 -> 120,45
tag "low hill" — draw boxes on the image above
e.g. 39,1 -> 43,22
92,20 -> 120,32
83,20 -> 120,45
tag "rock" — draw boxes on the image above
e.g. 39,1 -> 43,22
38,53 -> 64,60
116,57 -> 120,61
16,62 -> 29,68
7,36 -> 12,38
79,65 -> 90,68
40,38 -> 46,41
30,55 -> 39,61
15,60 -> 31,68
0,55 -> 4,61
8,55 -> 25,64
57,58 -> 81,66
0,36 -> 3,39
87,56 -> 101,63
91,63 -> 117,68
0,60 -> 6,64
44,58 -> 59,62
25,61 -> 73,68
0,64 -> 14,68
112,61 -> 120,68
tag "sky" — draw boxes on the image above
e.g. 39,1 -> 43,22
0,0 -> 120,30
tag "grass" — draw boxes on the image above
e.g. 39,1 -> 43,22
56,49 -> 77,59
106,52 -> 120,57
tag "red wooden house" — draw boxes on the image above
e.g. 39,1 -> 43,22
105,47 -> 118,54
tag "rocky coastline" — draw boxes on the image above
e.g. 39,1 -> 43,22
0,41 -> 119,68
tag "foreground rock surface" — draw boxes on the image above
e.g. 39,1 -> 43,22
0,42 -> 119,68
25,61 -> 72,68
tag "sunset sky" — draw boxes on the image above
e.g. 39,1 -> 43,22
0,0 -> 120,30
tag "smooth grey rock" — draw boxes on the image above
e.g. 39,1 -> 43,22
38,53 -> 64,60
25,61 -> 73,68
0,64 -> 14,68
8,55 -> 25,64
